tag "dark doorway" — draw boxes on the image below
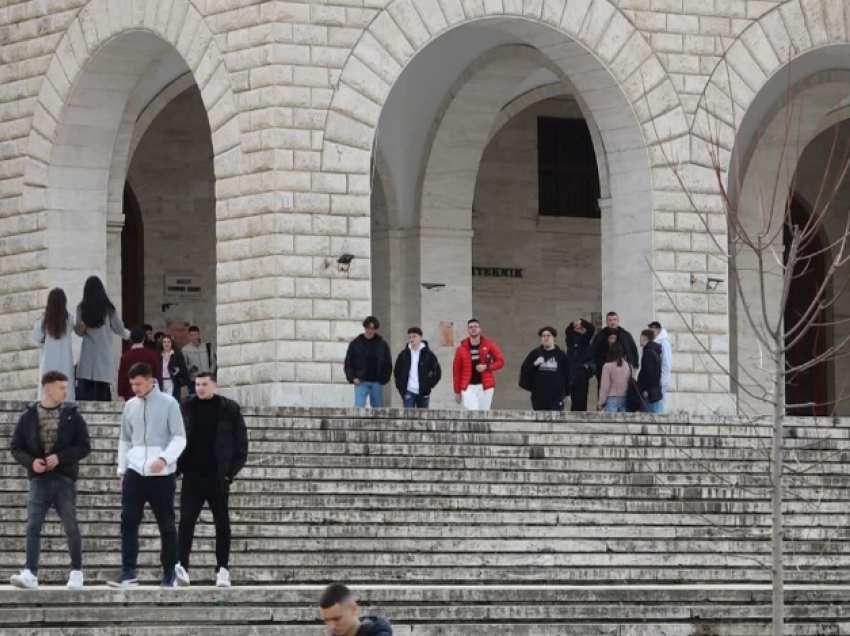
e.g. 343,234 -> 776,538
122,183 -> 144,335
784,196 -> 829,416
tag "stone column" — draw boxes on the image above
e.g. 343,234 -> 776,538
419,226 -> 474,409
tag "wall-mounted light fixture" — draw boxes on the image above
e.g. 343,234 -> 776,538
337,254 -> 355,273
706,277 -> 723,291
421,283 -> 446,290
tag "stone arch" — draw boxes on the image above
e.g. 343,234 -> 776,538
15,0 -> 243,394
323,2 -> 687,333
693,0 -> 850,172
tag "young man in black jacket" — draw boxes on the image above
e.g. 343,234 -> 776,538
519,326 -> 571,411
638,330 -> 664,413
565,318 -> 596,411
344,316 -> 392,407
175,372 -> 249,588
592,311 -> 640,384
320,583 -> 394,636
393,327 -> 442,408
9,371 -> 91,590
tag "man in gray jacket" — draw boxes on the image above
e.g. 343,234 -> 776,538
108,362 -> 186,589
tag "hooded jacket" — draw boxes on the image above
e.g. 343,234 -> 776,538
352,617 -> 394,636
394,342 -> 442,397
519,345 -> 571,401
654,328 -> 673,388
638,341 -> 663,402
344,334 -> 393,385
453,336 -> 505,392
10,403 -> 91,481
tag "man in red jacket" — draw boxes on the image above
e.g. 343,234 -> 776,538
117,326 -> 163,401
453,318 -> 505,410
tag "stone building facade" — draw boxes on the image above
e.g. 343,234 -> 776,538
1,0 -> 849,412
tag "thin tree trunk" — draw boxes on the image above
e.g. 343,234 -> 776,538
772,342 -> 785,636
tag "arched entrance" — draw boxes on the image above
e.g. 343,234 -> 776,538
784,197 -> 829,416
340,15 -> 670,408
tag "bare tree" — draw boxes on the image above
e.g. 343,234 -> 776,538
640,63 -> 850,635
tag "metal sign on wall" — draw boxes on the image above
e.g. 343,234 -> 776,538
164,275 -> 202,297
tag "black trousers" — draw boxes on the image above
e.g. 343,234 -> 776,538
178,474 -> 231,571
77,379 -> 111,402
570,362 -> 590,411
121,470 -> 178,572
531,394 -> 565,411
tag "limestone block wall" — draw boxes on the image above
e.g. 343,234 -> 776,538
471,98 -> 602,410
0,0 -> 847,410
127,87 -> 217,345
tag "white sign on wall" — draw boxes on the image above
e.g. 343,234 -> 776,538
164,274 -> 202,297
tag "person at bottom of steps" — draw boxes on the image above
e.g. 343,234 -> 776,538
320,583 -> 394,636
109,362 -> 186,589
174,372 -> 249,588
9,371 -> 91,590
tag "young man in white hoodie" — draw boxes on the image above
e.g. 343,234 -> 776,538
108,362 -> 186,589
649,321 -> 673,413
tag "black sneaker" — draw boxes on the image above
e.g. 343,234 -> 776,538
160,569 -> 178,589
107,570 -> 138,588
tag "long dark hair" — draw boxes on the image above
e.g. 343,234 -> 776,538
43,288 -> 68,339
79,276 -> 115,328
607,343 -> 625,367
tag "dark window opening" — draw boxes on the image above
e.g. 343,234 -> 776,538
537,117 -> 601,218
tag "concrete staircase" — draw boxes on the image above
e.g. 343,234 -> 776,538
1,402 -> 849,633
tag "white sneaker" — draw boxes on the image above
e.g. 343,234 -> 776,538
66,570 -> 84,590
10,569 -> 38,590
216,567 -> 231,588
175,563 -> 190,587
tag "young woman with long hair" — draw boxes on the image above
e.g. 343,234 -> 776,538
597,343 -> 631,413
31,288 -> 76,401
158,334 -> 190,399
75,276 -> 128,401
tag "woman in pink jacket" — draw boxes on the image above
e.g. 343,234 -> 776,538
597,343 -> 632,412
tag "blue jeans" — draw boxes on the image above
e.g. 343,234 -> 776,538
26,474 -> 82,574
354,381 -> 383,407
604,396 -> 628,413
403,392 -> 430,408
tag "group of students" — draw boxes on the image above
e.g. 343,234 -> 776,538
9,364 -> 248,590
31,276 -> 217,403
343,311 -> 672,413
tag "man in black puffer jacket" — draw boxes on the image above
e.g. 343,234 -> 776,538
320,583 -> 394,635
638,329 -> 664,413
9,371 -> 91,590
344,316 -> 393,407
393,327 -> 442,408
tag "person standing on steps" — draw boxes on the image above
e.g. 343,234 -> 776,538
453,319 -> 505,411
519,326 -> 571,412
648,321 -> 673,413
344,316 -> 393,408
320,582 -> 394,636
182,326 -> 217,396
117,326 -> 163,401
31,288 -> 77,402
592,312 -> 639,388
175,372 -> 249,588
9,371 -> 91,590
638,329 -> 664,413
597,344 -> 631,413
565,318 -> 596,412
393,327 -> 442,408
109,362 -> 186,589
158,335 -> 190,400
143,324 -> 156,350
75,275 -> 129,401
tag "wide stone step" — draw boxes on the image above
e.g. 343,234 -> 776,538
0,586 -> 847,636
